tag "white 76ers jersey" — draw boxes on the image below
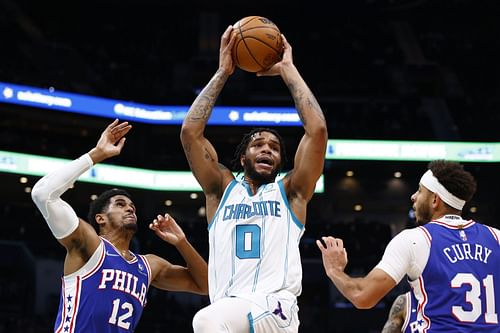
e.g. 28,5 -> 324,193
208,179 -> 305,303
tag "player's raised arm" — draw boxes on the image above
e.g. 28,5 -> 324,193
281,37 -> 327,201
180,25 -> 236,198
260,35 -> 328,208
31,120 -> 131,273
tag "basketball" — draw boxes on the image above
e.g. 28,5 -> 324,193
231,16 -> 283,73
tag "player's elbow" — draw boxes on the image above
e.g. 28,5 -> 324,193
318,124 -> 328,141
180,123 -> 201,144
31,179 -> 49,206
352,301 -> 376,310
310,122 -> 328,143
350,294 -> 378,309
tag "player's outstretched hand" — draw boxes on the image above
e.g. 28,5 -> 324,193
149,213 -> 186,246
90,119 -> 132,163
316,236 -> 349,275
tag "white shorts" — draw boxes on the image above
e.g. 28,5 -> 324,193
192,292 -> 299,333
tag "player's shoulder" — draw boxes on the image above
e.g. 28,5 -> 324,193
141,254 -> 172,275
471,220 -> 500,240
483,224 -> 500,244
388,226 -> 431,249
394,226 -> 428,240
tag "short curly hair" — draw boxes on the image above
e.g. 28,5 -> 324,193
87,188 -> 132,232
230,127 -> 287,174
428,160 -> 477,204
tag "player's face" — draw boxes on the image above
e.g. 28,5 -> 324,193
104,195 -> 138,231
242,131 -> 281,183
411,185 -> 433,225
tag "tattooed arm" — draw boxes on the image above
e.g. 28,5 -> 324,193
258,35 -> 328,223
180,25 -> 235,220
381,293 -> 407,333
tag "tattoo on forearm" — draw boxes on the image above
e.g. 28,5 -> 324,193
307,95 -> 325,122
187,99 -> 212,121
286,80 -> 324,127
186,69 -> 228,122
381,295 -> 406,333
381,321 -> 403,333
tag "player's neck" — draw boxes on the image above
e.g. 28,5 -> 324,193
101,230 -> 133,254
245,177 -> 264,195
243,176 -> 272,195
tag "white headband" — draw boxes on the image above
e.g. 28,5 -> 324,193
420,170 -> 466,210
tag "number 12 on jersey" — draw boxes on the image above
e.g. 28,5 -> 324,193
109,298 -> 134,330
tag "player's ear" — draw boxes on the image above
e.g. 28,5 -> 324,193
95,213 -> 106,225
432,193 -> 441,209
240,154 -> 246,168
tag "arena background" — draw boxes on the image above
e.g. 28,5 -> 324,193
1,0 -> 499,332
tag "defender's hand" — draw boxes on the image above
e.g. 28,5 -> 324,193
90,119 -> 132,163
150,213 -> 186,246
316,236 -> 349,275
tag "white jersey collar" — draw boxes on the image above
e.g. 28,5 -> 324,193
433,214 -> 474,228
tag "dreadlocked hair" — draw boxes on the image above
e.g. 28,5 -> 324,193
230,127 -> 287,174
87,188 -> 132,232
428,160 -> 477,203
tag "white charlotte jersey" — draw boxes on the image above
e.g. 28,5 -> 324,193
208,179 -> 305,303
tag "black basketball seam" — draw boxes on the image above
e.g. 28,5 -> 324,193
239,28 -> 281,52
239,16 -> 275,29
233,39 -> 244,67
234,22 -> 246,67
243,36 -> 282,54
238,16 -> 260,29
239,26 -> 279,34
241,36 -> 265,71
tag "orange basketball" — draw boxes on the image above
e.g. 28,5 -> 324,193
231,16 -> 283,73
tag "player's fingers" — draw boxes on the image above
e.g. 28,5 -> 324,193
115,137 -> 126,150
221,25 -> 232,46
281,34 -> 289,47
149,219 -> 159,229
111,121 -> 130,133
113,127 -> 132,143
106,119 -> 119,130
226,32 -> 236,50
322,236 -> 333,248
335,238 -> 344,249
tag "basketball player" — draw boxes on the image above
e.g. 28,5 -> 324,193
318,160 -> 500,332
181,25 -> 327,333
31,120 -> 208,332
